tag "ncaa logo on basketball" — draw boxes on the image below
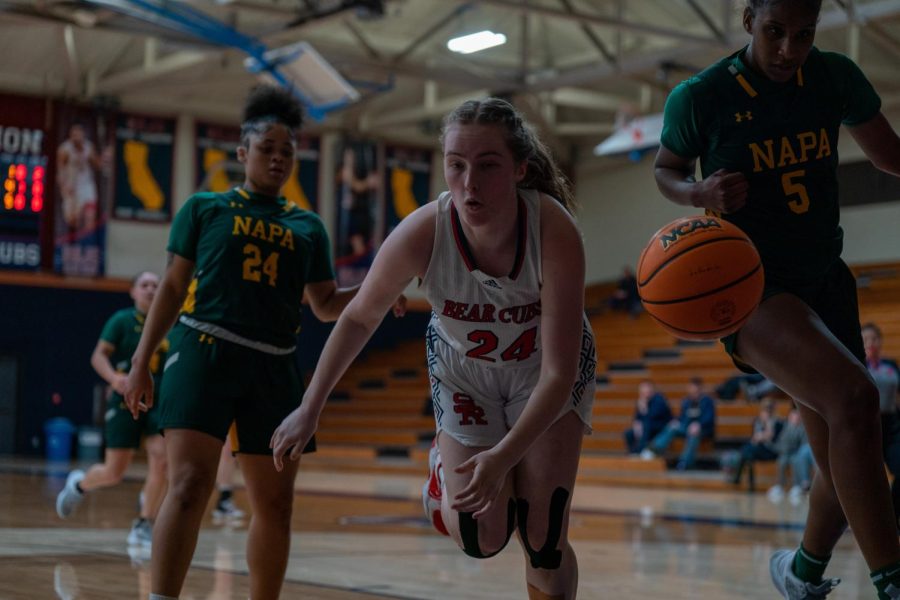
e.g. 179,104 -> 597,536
658,218 -> 722,250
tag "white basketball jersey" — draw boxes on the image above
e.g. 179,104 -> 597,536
421,188 -> 544,369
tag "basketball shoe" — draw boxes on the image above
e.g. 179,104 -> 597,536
770,549 -> 839,599
56,470 -> 85,518
422,438 -> 449,536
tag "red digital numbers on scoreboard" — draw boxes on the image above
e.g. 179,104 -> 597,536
3,163 -> 44,213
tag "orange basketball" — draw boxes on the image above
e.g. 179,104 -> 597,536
637,215 -> 764,341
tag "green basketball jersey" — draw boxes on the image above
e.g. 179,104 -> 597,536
660,47 -> 881,283
168,187 -> 335,348
99,308 -> 169,377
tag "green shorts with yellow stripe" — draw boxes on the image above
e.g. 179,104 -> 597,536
721,258 -> 864,373
105,391 -> 162,449
158,321 -> 316,455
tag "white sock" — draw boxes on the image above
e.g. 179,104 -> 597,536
149,594 -> 178,600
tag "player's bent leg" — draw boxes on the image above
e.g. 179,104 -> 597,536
238,452 -> 300,600
141,434 -> 167,520
735,294 -> 900,571
437,432 -> 517,558
151,429 -> 222,598
515,411 -> 584,600
80,448 -> 134,490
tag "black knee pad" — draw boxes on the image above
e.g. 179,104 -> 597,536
516,486 -> 570,570
458,498 -> 516,559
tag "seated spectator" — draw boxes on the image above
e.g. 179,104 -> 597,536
730,398 -> 783,487
644,377 -> 715,470
715,373 -> 765,401
608,265 -> 641,317
768,407 -> 814,504
863,323 -> 900,526
624,380 -> 672,455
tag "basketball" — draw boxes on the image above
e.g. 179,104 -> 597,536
637,215 -> 764,341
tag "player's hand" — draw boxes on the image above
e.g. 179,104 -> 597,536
695,168 -> 748,213
123,368 -> 153,420
110,373 -> 129,395
452,448 -> 513,519
270,406 -> 318,472
392,294 -> 408,318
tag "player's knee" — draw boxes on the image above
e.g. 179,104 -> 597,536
516,487 -> 570,570
831,376 -> 879,432
457,500 -> 516,559
168,466 -> 215,508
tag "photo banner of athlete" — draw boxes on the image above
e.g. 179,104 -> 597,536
112,113 -> 175,223
52,102 -> 114,277
334,138 -> 382,287
384,144 -> 432,236
0,92 -> 49,271
195,122 -> 320,212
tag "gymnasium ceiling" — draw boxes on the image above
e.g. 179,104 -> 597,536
2,0 -> 900,154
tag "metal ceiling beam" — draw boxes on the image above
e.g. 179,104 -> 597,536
95,49 -> 214,94
61,24 -> 81,96
463,0 -> 718,46
684,0 -> 726,44
364,88 -> 489,129
522,0 -> 900,93
391,3 -> 470,66
558,0 -> 615,66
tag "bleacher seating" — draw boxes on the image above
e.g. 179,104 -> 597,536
302,261 -> 900,493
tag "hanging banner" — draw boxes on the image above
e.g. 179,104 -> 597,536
0,93 -> 49,271
384,144 -> 432,234
195,123 -> 320,212
334,139 -> 381,287
113,113 -> 174,222
53,103 -> 114,276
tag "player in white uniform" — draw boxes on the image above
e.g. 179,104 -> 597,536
56,123 -> 99,232
271,97 -> 596,599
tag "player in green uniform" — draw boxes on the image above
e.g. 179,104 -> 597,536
56,271 -> 169,549
125,85 -> 402,600
654,1 -> 900,598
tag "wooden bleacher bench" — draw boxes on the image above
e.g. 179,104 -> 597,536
309,264 -> 900,493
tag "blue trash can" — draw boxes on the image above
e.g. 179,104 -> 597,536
44,417 -> 76,462
77,426 -> 103,461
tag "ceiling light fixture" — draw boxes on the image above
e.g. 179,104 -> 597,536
447,30 -> 507,54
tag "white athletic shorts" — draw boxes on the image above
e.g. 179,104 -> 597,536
426,320 -> 596,448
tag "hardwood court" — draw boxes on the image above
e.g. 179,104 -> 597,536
0,456 -> 877,600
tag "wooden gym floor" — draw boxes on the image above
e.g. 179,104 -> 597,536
0,456 -> 879,599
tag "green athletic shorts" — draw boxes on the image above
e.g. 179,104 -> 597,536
104,393 -> 162,449
721,259 -> 865,374
158,322 -> 316,455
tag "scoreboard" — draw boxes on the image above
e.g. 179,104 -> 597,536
0,126 -> 48,270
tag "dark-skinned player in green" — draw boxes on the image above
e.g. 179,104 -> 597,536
125,85 -> 405,600
654,1 -> 900,598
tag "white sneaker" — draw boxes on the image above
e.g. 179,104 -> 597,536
55,470 -> 85,519
767,485 -> 785,503
212,498 -> 245,521
422,438 -> 448,536
885,583 -> 900,599
126,518 -> 152,547
770,549 -> 839,599
639,449 -> 656,461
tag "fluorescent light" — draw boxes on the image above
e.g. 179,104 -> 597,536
447,31 -> 507,54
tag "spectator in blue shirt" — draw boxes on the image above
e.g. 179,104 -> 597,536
646,377 -> 716,470
624,380 -> 672,454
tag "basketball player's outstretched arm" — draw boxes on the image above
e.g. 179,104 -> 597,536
270,202 -> 436,470
451,195 -> 587,517
654,146 -> 748,214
